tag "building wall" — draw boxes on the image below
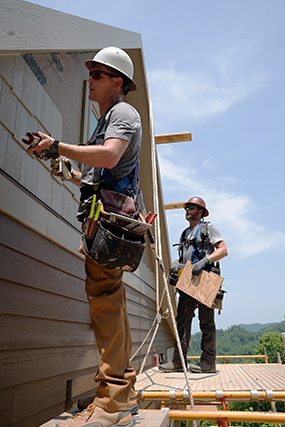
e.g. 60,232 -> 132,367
0,54 -> 175,427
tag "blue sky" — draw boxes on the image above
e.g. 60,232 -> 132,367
28,0 -> 285,333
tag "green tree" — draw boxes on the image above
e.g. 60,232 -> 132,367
254,331 -> 285,363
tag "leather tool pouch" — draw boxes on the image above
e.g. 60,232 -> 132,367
100,189 -> 136,217
82,189 -> 145,271
82,220 -> 146,272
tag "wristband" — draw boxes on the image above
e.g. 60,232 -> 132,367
51,140 -> 60,155
41,140 -> 60,160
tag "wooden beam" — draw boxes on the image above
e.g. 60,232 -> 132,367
155,132 -> 192,145
164,202 -> 185,210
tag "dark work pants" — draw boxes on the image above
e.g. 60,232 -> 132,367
172,290 -> 216,366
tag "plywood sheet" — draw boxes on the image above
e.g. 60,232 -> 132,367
176,261 -> 224,308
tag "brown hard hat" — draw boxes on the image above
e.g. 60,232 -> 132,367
183,196 -> 209,217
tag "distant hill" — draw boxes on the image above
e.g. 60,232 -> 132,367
238,322 -> 278,332
188,320 -> 285,359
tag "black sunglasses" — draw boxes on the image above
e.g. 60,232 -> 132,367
89,69 -> 118,80
184,204 -> 203,211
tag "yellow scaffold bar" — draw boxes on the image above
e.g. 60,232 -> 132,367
136,390 -> 285,402
168,409 -> 285,423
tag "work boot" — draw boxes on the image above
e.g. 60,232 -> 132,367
77,397 -> 139,416
55,404 -> 134,426
159,361 -> 183,373
189,361 -> 216,373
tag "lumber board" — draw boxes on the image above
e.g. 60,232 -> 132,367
177,261 -> 224,308
155,131 -> 192,145
164,201 -> 185,210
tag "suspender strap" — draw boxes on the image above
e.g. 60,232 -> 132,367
101,159 -> 139,195
132,160 -> 139,196
191,222 -> 203,264
101,168 -> 131,192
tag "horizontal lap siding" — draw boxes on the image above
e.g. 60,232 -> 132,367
0,52 -> 174,427
0,212 -> 173,427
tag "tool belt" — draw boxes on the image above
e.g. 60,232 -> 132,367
81,189 -> 146,272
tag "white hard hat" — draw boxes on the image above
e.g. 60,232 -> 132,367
85,47 -> 137,92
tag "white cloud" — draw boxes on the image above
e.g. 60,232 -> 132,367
148,44 -> 267,128
159,152 -> 285,260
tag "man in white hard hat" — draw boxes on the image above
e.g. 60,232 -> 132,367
159,197 -> 228,375
28,47 -> 143,427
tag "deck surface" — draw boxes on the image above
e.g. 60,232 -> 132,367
40,364 -> 285,426
136,364 -> 285,392
41,408 -> 169,427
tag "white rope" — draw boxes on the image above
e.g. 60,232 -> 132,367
147,95 -> 196,416
130,288 -> 166,363
138,322 -> 160,375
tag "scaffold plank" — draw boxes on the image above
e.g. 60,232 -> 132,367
40,408 -> 169,427
136,364 -> 285,393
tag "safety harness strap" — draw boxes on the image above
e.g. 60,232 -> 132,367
101,159 -> 139,195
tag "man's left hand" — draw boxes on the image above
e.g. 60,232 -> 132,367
51,156 -> 73,180
192,257 -> 210,276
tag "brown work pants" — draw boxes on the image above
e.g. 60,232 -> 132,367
85,255 -> 136,413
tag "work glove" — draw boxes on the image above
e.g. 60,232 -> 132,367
51,156 -> 73,181
168,259 -> 179,286
192,257 -> 210,276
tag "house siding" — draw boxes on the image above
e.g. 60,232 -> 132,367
0,51 -> 175,427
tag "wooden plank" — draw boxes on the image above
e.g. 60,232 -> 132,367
39,408 -> 169,427
176,261 -> 224,308
133,409 -> 169,427
155,132 -> 192,145
136,365 -> 285,393
164,201 -> 185,210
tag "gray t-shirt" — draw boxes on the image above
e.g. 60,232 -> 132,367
180,221 -> 223,264
80,102 -> 142,188
78,102 -> 142,221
